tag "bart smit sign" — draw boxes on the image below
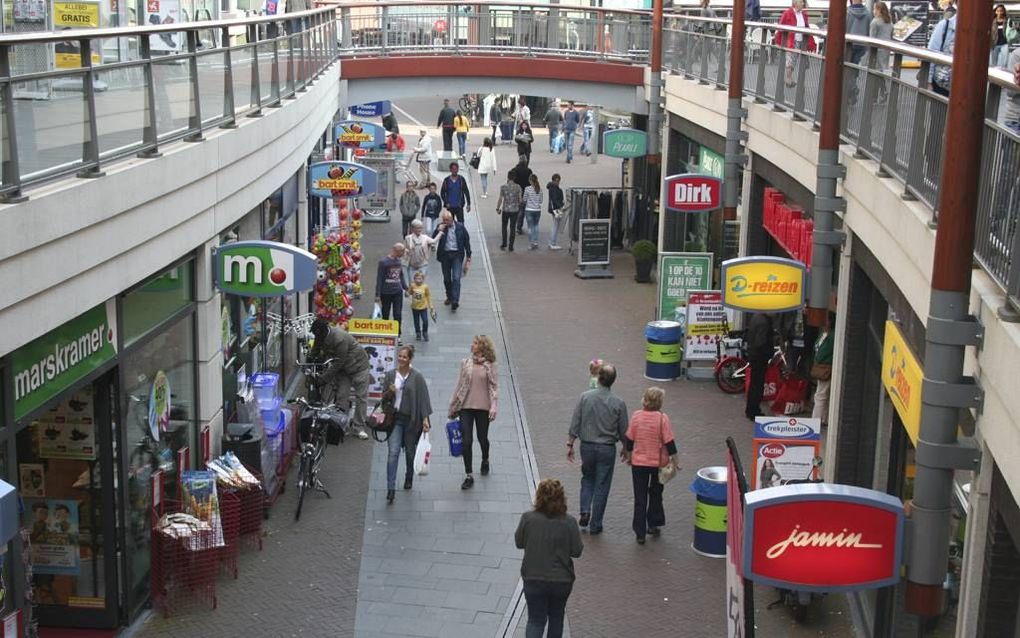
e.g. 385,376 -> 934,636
720,256 -> 807,312
214,241 -> 318,298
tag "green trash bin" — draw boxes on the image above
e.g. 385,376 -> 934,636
690,465 -> 728,558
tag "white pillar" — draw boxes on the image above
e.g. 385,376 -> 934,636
195,237 -> 225,459
823,231 -> 854,480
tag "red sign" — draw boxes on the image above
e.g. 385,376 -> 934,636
743,483 -> 904,592
664,174 -> 722,212
434,19 -> 447,33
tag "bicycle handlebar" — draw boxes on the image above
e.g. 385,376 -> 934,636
291,397 -> 338,412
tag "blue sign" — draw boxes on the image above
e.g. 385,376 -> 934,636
350,101 -> 390,118
308,161 -> 379,198
334,120 -> 386,149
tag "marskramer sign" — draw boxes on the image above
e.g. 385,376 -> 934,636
11,300 -> 119,421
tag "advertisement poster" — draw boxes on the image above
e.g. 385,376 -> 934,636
38,421 -> 96,461
19,464 -> 45,497
145,0 -> 182,52
684,290 -> 733,361
308,161 -> 379,199
657,253 -> 712,322
348,318 -> 398,400
24,499 -> 80,575
752,417 -> 821,490
578,219 -> 611,266
148,370 -> 171,441
53,1 -> 101,69
889,1 -> 929,47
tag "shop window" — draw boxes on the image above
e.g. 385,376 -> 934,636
122,261 -> 195,347
120,315 -> 196,606
0,439 -> 9,618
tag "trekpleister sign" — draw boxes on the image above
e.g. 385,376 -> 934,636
664,174 -> 722,212
743,483 -> 905,592
215,241 -> 318,298
720,256 -> 806,312
602,128 -> 647,159
308,161 -> 378,198
334,120 -> 386,149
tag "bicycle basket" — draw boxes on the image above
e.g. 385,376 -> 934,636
326,419 -> 345,446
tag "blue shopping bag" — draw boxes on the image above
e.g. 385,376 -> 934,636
446,419 -> 464,457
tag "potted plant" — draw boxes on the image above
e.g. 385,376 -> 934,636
631,239 -> 657,283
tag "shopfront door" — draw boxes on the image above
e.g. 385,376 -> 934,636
16,369 -> 120,629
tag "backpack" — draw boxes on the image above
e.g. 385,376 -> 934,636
932,18 -> 955,89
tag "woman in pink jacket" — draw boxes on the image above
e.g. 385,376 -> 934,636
624,387 -> 680,544
449,335 -> 499,490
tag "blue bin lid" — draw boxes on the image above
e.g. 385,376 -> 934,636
689,465 -> 728,501
250,372 -> 279,388
646,320 -> 682,342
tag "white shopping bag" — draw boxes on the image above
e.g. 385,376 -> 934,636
414,432 -> 432,476
372,302 -> 383,319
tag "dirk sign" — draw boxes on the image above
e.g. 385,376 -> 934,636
215,241 -> 318,297
743,483 -> 904,592
665,174 -> 722,212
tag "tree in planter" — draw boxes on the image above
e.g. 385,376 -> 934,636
631,240 -> 657,283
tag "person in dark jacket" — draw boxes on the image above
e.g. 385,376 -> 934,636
382,345 -> 433,502
546,174 -> 565,250
309,318 -> 371,437
489,100 -> 503,143
375,243 -> 408,335
433,211 -> 472,311
436,99 -> 456,152
746,0 -> 761,21
381,111 -> 399,135
516,121 -> 534,164
420,182 -> 443,235
515,478 -> 583,638
510,155 -> 533,234
744,313 -> 775,420
440,162 -> 472,223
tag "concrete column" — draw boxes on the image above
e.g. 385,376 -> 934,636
195,236 -> 225,458
954,439 -> 992,636
823,231 -> 854,480
297,162 -> 309,319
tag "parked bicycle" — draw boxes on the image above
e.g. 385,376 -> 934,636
291,360 -> 348,521
714,333 -> 791,394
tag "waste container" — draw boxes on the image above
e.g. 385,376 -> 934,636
690,465 -> 728,558
645,320 -> 682,381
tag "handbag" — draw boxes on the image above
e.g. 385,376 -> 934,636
658,463 -> 678,485
809,362 -> 832,381
446,419 -> 463,457
515,133 -> 533,144
469,153 -> 481,169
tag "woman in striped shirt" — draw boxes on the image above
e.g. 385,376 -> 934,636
623,387 -> 679,544
524,174 -> 543,251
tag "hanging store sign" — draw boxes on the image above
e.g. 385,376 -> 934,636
881,320 -> 923,445
743,483 -> 905,592
308,161 -> 378,198
602,128 -> 648,159
214,241 -> 318,298
698,146 -> 725,179
350,101 -> 391,118
720,256 -> 806,313
11,301 -> 118,422
664,174 -> 722,212
657,253 -> 712,322
148,370 -> 171,442
334,120 -> 386,149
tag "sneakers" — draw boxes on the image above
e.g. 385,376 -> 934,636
415,333 -> 422,341
648,526 -> 662,537
386,489 -> 395,503
548,244 -> 562,251
404,477 -> 413,490
423,333 -> 430,342
452,302 -> 459,311
354,427 -> 370,440
499,244 -> 506,250
482,194 -> 488,199
529,243 -> 538,251
579,512 -> 590,527
480,460 -> 490,476
461,476 -> 475,490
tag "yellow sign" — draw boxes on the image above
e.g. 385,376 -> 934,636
315,178 -> 358,194
720,257 -> 806,312
337,132 -> 372,145
54,2 -> 99,27
881,320 -> 923,444
348,318 -> 398,336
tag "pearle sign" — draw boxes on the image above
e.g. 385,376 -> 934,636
743,483 -> 904,592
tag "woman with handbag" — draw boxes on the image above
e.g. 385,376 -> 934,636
810,315 -> 834,427
475,137 -> 498,198
448,335 -> 499,490
382,345 -> 433,503
623,387 -> 679,544
515,121 -> 534,164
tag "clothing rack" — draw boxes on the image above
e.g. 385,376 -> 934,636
566,187 -> 653,255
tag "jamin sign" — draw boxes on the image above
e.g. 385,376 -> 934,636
664,174 -> 722,212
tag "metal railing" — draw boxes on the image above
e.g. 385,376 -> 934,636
664,15 -> 1020,313
325,0 -> 651,63
0,7 -> 338,201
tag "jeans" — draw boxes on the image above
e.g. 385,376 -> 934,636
631,466 -> 665,539
386,417 -> 417,490
424,216 -> 438,236
412,308 -> 429,337
563,129 -> 576,161
581,126 -> 593,154
442,127 -> 454,152
501,211 -> 519,249
523,580 -> 572,638
448,206 -> 465,223
516,202 -> 527,233
745,351 -> 770,418
991,44 -> 1009,68
418,161 -> 431,188
526,209 -> 541,246
457,132 -> 467,156
548,124 -> 559,152
479,173 -> 489,195
381,292 -> 404,334
440,254 -> 465,304
579,441 -> 616,532
548,213 -> 563,247
459,409 -> 490,474
324,367 -> 370,429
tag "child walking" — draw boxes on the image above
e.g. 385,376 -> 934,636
588,358 -> 604,389
409,271 -> 435,342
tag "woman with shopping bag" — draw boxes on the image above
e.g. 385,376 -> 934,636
448,335 -> 499,490
382,345 -> 433,503
623,387 -> 679,544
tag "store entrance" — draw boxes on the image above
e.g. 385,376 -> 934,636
16,369 -> 120,629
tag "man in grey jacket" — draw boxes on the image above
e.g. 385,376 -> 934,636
544,102 -> 563,153
846,0 -> 871,64
566,363 -> 629,535
309,319 -> 371,439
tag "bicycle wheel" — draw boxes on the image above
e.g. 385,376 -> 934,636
295,453 -> 309,521
716,358 -> 747,394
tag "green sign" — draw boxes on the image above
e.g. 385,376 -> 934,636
658,253 -> 713,321
215,241 -> 318,298
602,128 -> 648,159
699,146 -> 724,179
12,300 -> 118,421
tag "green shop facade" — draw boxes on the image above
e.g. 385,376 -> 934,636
0,255 -> 198,632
